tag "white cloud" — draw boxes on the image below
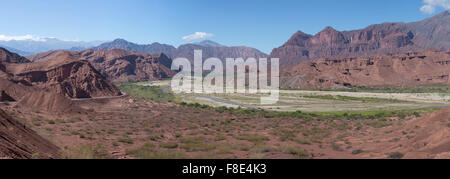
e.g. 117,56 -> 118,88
182,32 -> 214,41
420,0 -> 450,14
0,34 -> 46,41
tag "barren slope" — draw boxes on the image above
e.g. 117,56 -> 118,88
0,108 -> 59,159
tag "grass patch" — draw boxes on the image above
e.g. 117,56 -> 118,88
127,143 -> 187,159
179,136 -> 216,152
180,102 -> 438,120
233,134 -> 269,144
118,83 -> 178,103
159,142 -> 179,149
66,144 -> 111,159
281,145 -> 309,159
117,137 -> 134,144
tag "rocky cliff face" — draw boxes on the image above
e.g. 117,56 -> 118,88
8,51 -> 121,98
1,48 -> 121,99
0,108 -> 60,159
74,49 -> 176,82
271,11 -> 450,66
31,49 -> 176,82
281,50 -> 450,88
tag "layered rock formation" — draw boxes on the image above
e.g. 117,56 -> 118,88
74,49 -> 175,82
30,49 -> 176,82
6,50 -> 121,98
0,108 -> 60,159
281,50 -> 450,88
0,47 -> 121,113
271,11 -> 450,66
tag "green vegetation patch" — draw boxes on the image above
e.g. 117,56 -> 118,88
126,143 -> 187,159
66,144 -> 111,159
180,102 -> 438,120
233,134 -> 269,144
118,83 -> 177,102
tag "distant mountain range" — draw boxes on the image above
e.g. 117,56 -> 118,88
0,45 -> 34,56
94,39 -> 268,63
0,38 -> 104,56
271,10 -> 450,66
2,11 -> 448,66
193,40 -> 225,47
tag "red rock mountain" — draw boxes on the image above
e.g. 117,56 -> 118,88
6,50 -> 121,98
0,108 -> 60,159
271,11 -> 450,66
0,48 -> 75,112
0,47 -> 121,113
281,50 -> 450,88
30,49 -> 176,82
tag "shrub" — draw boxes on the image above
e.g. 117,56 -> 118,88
159,142 -> 179,149
282,145 -> 309,159
352,149 -> 364,155
127,143 -> 187,159
117,137 -> 134,144
388,152 -> 404,159
233,134 -> 269,144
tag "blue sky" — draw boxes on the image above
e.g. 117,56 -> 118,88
0,0 -> 448,53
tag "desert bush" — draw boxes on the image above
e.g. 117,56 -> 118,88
388,152 -> 404,159
233,134 -> 269,144
66,144 -> 111,159
281,145 -> 309,159
117,137 -> 134,144
127,143 -> 187,159
159,142 -> 179,149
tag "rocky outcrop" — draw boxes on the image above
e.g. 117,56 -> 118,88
31,49 -> 176,82
281,50 -> 450,88
8,51 -> 121,98
75,49 -> 176,82
0,108 -> 60,159
1,48 -> 121,100
0,90 -> 15,102
271,11 -> 450,66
